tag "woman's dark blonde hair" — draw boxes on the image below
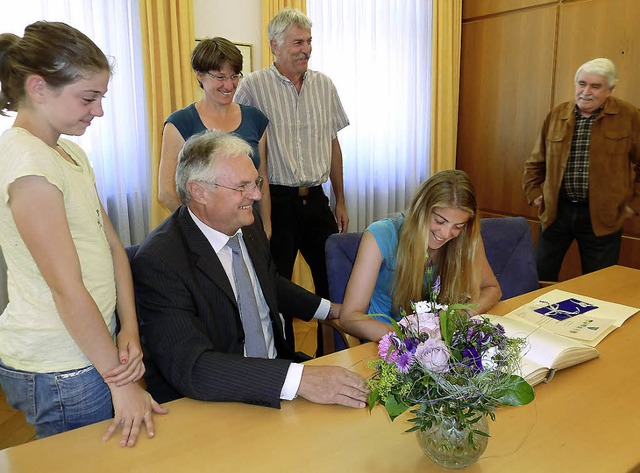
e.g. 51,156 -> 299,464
392,169 -> 481,313
0,21 -> 111,116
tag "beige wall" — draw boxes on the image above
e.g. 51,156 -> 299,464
193,0 -> 262,73
458,0 -> 640,279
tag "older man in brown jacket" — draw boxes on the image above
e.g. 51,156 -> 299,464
523,58 -> 640,281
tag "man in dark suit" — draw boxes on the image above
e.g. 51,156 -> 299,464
132,130 -> 367,409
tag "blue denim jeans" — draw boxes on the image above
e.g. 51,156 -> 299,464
0,360 -> 113,438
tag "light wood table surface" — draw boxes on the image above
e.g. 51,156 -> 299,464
1,265 -> 639,472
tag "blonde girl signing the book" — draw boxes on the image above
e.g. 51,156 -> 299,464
0,21 -> 166,446
340,170 -> 501,342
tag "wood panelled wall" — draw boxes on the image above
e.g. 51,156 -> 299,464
457,0 -> 640,281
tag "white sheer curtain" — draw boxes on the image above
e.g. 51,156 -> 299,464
0,0 -> 149,244
307,0 -> 433,231
0,0 -> 149,310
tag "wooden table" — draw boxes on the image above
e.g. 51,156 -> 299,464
1,265 -> 640,472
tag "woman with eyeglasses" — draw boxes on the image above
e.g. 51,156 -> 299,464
339,170 -> 502,342
158,37 -> 272,238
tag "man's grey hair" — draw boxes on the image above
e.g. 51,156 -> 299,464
575,58 -> 618,89
268,7 -> 312,54
176,130 -> 253,204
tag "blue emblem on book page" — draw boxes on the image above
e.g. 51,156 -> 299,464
534,298 -> 598,321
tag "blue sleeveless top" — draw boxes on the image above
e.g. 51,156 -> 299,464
165,103 -> 268,170
366,214 -> 436,324
366,215 -> 403,323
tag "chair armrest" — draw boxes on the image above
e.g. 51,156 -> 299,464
538,280 -> 556,288
318,319 -> 360,355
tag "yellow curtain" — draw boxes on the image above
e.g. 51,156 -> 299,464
261,0 -> 307,68
430,0 -> 462,173
139,0 -> 198,229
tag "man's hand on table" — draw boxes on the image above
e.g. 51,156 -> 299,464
297,366 -> 368,408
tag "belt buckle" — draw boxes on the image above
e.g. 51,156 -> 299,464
298,187 -> 310,197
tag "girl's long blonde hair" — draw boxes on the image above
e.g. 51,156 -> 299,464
392,169 -> 481,314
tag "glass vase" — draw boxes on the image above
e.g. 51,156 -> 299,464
416,415 -> 489,469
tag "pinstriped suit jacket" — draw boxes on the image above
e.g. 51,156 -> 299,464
132,206 -> 320,407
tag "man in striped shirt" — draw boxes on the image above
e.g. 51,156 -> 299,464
523,58 -> 640,281
235,8 -> 349,346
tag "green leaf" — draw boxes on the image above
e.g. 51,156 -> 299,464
366,313 -> 404,338
494,375 -> 535,406
439,310 -> 453,346
368,390 -> 380,412
384,395 -> 411,421
448,303 -> 474,312
450,348 -> 463,363
471,429 -> 490,438
388,318 -> 404,338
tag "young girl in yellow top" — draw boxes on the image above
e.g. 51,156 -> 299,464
0,21 -> 166,446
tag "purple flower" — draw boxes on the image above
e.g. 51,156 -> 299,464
406,336 -> 426,354
414,338 -> 451,373
462,346 -> 483,372
432,275 -> 441,299
459,318 -> 508,358
396,351 -> 415,374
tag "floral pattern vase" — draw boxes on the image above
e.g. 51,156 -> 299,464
416,415 -> 489,469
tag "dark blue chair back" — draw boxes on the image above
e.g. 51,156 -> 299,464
479,217 -> 539,300
324,232 -> 363,352
326,232 -> 363,304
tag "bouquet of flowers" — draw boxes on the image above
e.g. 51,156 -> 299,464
368,297 -> 535,444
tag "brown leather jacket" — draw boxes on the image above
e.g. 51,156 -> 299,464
523,96 -> 640,236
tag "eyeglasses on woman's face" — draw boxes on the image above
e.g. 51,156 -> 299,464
205,71 -> 243,83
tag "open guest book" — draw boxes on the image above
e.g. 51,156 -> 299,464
481,289 -> 640,386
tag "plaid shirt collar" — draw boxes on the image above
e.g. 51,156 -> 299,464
574,103 -> 605,120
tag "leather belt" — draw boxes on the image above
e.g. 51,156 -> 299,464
269,184 -> 322,197
560,194 -> 588,205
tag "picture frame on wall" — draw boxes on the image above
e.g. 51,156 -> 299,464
195,39 -> 253,76
234,42 -> 253,75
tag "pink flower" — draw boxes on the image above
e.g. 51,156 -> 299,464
399,312 -> 442,340
378,333 -> 399,362
414,338 -> 451,373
